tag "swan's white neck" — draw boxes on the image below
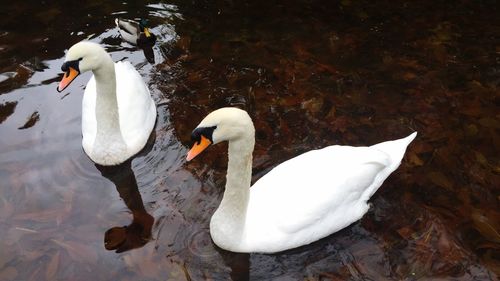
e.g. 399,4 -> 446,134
91,56 -> 127,156
210,133 -> 255,250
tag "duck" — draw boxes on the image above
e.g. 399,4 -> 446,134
57,41 -> 157,166
186,107 -> 417,253
115,18 -> 157,47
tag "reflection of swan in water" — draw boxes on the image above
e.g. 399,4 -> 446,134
96,160 -> 154,253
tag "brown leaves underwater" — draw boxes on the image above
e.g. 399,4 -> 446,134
0,0 -> 499,280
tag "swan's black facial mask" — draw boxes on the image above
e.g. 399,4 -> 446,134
187,126 -> 216,161
191,126 -> 216,144
57,58 -> 82,92
60,58 -> 81,73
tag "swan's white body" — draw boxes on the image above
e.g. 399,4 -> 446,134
188,108 -> 416,253
61,42 -> 156,165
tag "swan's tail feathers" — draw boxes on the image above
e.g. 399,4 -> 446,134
360,132 -> 417,201
370,132 -> 417,168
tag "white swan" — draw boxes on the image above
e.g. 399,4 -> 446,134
57,41 -> 156,166
186,107 -> 417,253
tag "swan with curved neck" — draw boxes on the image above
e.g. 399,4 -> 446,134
187,107 -> 417,253
57,41 -> 156,165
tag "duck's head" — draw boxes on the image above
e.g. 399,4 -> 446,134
139,19 -> 153,38
57,41 -> 108,92
187,107 -> 254,161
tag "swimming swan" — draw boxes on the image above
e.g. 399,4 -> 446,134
57,41 -> 156,165
187,107 -> 416,253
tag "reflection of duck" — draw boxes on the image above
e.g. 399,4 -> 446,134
97,161 -> 154,253
57,41 -> 157,165
187,107 -> 417,253
115,18 -> 157,46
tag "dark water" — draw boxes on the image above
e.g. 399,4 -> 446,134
0,0 -> 499,280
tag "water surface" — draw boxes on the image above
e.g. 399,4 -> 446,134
0,0 -> 498,280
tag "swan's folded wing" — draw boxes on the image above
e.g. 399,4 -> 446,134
115,61 -> 156,149
249,146 -> 391,235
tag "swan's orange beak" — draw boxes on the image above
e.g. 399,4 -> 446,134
187,135 -> 211,161
57,67 -> 79,92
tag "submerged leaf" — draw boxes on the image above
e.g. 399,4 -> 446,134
408,152 -> 424,166
474,151 -> 489,168
478,117 -> 500,129
471,212 -> 500,243
427,171 -> 453,189
301,97 -> 324,114
464,124 -> 479,136
45,252 -> 60,280
0,101 -> 17,124
18,111 -> 40,130
0,267 -> 17,281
